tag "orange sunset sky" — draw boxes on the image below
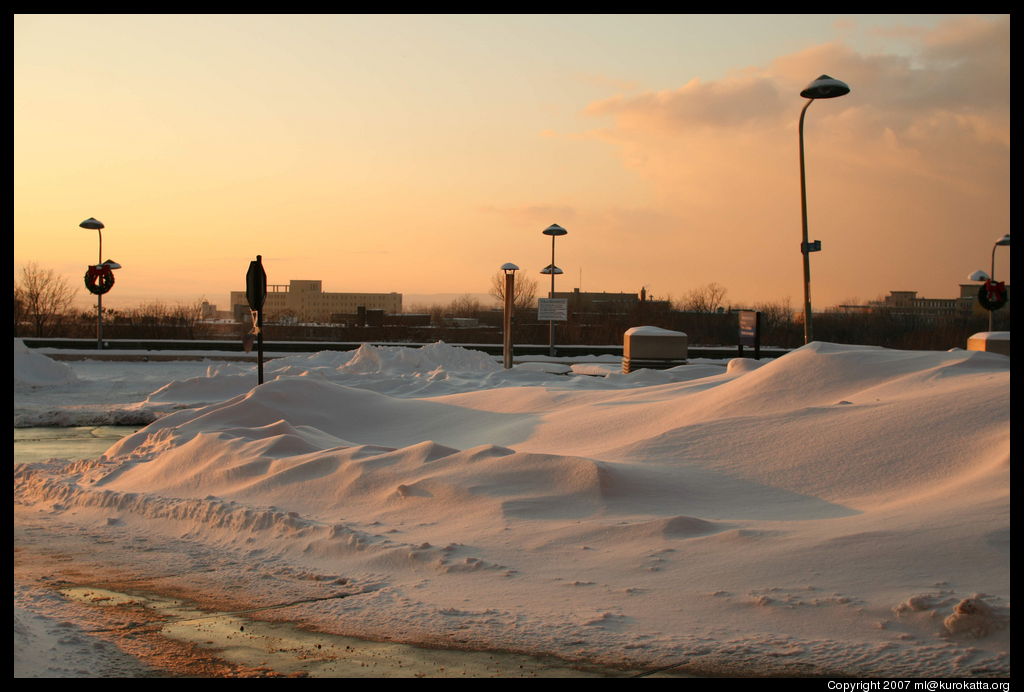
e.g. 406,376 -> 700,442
13,14 -> 1010,312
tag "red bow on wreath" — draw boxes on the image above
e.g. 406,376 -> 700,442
85,264 -> 115,295
978,280 -> 1007,311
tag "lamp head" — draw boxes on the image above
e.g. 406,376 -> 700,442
501,262 -> 519,273
540,264 -> 563,275
79,217 -> 105,230
994,234 -> 1010,246
800,75 -> 850,100
542,223 -> 568,236
969,270 -> 990,282
102,259 -> 122,270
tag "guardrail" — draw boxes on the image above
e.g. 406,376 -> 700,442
19,338 -> 790,360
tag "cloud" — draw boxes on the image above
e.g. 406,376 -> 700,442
585,75 -> 785,133
576,15 -> 1009,307
588,15 -> 1009,148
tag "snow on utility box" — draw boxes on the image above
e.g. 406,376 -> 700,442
966,331 -> 1010,357
623,326 -> 688,373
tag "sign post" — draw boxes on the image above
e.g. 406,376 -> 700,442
738,310 -> 762,360
246,255 -> 267,384
540,223 -> 568,357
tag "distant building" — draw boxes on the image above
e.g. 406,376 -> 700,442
860,284 -> 1010,319
869,290 -> 972,318
552,288 -> 672,315
230,279 -> 402,322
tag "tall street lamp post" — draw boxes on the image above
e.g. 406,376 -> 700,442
973,234 -> 1011,331
991,234 -> 1011,273
541,223 -> 567,357
798,74 -> 850,344
79,217 -> 111,350
501,263 -> 519,369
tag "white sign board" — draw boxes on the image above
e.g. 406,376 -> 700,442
537,298 -> 568,321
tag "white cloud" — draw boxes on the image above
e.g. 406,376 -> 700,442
575,16 -> 1009,307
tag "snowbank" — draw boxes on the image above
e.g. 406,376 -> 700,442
14,339 -> 79,388
13,341 -> 1011,677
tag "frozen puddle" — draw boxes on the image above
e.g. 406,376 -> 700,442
59,586 -> 652,678
14,426 -> 142,466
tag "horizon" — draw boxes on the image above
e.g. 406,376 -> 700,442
38,284 -> 1007,317
14,14 -> 1010,314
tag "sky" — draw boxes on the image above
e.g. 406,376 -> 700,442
13,14 -> 1011,313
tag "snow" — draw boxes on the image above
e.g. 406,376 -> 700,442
12,338 -> 1011,677
13,339 -> 80,388
623,326 -> 686,337
14,587 -> 157,677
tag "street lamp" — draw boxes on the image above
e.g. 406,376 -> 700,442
80,217 -> 104,254
991,234 -> 1010,279
541,223 -> 568,356
500,262 -> 519,369
80,217 -> 111,350
971,234 -> 1011,331
798,74 -> 850,344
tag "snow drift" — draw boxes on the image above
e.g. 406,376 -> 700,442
13,341 -> 1011,677
14,339 -> 79,388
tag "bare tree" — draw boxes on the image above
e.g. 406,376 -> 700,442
752,297 -> 794,328
751,298 -> 800,347
489,271 -> 538,310
448,294 -> 483,317
117,299 -> 208,338
425,303 -> 446,326
14,262 -> 77,337
677,282 -> 728,313
169,299 -> 206,338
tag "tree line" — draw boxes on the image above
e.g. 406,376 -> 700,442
14,263 -> 1008,351
14,262 -> 209,340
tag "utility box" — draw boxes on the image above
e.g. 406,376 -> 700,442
623,326 -> 688,373
966,332 -> 1010,357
